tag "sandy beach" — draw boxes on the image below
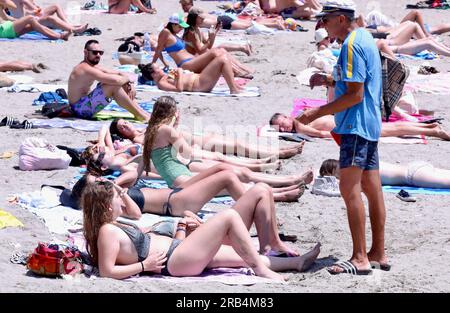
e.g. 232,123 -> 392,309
1,0 -> 450,293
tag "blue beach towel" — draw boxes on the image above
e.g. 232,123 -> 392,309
382,185 -> 450,195
0,31 -> 63,42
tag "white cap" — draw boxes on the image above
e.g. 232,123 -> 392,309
315,28 -> 329,43
316,0 -> 356,17
168,13 -> 189,28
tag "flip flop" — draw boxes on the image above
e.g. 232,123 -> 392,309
0,116 -> 20,127
370,261 -> 392,271
10,120 -> 35,129
327,260 -> 373,275
279,233 -> 298,242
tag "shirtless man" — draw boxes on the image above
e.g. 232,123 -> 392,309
9,0 -> 88,33
68,40 -> 150,121
108,0 -> 156,14
258,0 -> 322,19
269,113 -> 450,140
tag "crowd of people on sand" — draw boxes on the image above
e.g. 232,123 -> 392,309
3,0 -> 450,281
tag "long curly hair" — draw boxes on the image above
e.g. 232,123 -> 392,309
81,181 -> 114,265
142,96 -> 178,173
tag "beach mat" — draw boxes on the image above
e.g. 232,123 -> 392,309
136,84 -> 260,97
27,118 -> 146,132
0,31 -> 63,42
383,185 -> 450,195
5,83 -> 67,92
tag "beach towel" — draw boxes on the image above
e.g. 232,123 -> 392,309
6,84 -> 67,93
26,118 -> 146,132
93,101 -> 153,120
135,84 -> 260,97
383,185 -> 450,195
0,31 -> 63,42
396,50 -> 438,60
406,71 -> 450,95
0,210 -> 24,229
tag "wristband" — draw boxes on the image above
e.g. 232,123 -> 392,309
140,261 -> 144,272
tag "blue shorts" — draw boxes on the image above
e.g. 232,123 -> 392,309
339,134 -> 379,171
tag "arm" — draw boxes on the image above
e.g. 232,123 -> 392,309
113,183 -> 142,219
297,82 -> 364,124
156,76 -> 181,92
85,66 -> 129,86
161,125 -> 195,160
0,8 -> 16,21
151,30 -> 170,68
188,30 -> 215,55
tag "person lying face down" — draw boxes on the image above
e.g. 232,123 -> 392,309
81,180 -> 321,280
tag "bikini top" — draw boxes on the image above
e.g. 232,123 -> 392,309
164,36 -> 186,53
115,222 -> 150,262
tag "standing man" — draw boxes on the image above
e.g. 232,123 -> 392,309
68,40 -> 150,121
298,0 -> 389,275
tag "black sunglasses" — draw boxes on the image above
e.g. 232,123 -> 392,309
88,49 -> 104,56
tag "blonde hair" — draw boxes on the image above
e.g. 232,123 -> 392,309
81,181 -> 114,265
142,96 -> 178,173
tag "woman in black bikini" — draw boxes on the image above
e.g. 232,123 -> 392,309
82,180 -> 321,280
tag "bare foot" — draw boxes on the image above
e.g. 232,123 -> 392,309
297,243 -> 321,272
271,241 -> 300,257
275,187 -> 302,202
436,125 -> 450,140
73,23 -> 89,34
290,169 -> 314,185
60,31 -> 72,41
243,43 -> 253,56
254,266 -> 285,281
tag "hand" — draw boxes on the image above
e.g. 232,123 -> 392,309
309,73 -> 328,90
142,251 -> 167,272
296,108 -> 320,125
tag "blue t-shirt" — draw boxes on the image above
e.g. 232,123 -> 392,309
332,28 -> 382,141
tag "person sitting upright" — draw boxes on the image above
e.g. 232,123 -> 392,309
68,40 -> 150,121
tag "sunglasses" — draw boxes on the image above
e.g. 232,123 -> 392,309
88,49 -> 104,56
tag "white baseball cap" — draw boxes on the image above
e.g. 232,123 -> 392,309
168,13 -> 189,28
316,0 -> 356,17
315,28 -> 329,43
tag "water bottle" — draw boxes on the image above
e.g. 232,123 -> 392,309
143,32 -> 151,52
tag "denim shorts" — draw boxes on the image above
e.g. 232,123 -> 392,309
339,134 -> 379,171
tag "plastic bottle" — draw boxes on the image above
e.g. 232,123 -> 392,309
143,32 -> 151,52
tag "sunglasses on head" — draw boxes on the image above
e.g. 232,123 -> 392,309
88,49 -> 104,56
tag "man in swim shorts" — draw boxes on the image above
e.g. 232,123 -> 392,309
68,40 -> 150,121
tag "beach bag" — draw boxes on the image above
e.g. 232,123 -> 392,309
41,102 -> 73,118
19,137 -> 71,171
380,52 -> 410,122
26,243 -> 84,277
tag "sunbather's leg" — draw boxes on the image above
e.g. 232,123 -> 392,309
38,15 -> 88,33
376,39 -> 397,59
381,121 -> 450,139
225,183 -> 299,255
216,43 -> 252,56
231,166 -> 314,187
387,21 -> 427,45
168,209 -> 284,280
196,54 -> 241,93
42,4 -> 70,23
0,61 -> 33,72
101,84 -> 150,121
429,24 -> 450,35
13,16 -> 70,40
229,19 -> 253,30
400,10 -> 430,36
169,169 -> 246,215
108,0 -> 132,14
180,49 -> 224,73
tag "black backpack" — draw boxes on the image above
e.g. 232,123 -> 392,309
41,102 -> 73,118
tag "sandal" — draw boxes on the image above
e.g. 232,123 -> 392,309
327,260 -> 373,275
0,116 -> 20,127
10,120 -> 35,129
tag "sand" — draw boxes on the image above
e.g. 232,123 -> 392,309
1,0 -> 450,293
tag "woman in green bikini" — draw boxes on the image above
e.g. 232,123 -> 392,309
137,96 -> 314,201
0,0 -> 70,40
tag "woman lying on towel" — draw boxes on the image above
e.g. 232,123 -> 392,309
269,113 -> 450,141
108,0 -> 156,14
139,62 -> 243,94
0,0 -> 70,40
152,13 -> 254,79
82,180 -> 321,280
109,118 -> 304,159
320,159 -> 450,189
73,173 -> 298,256
135,96 -> 313,201
257,0 -> 322,19
87,124 -> 289,184
182,9 -> 253,56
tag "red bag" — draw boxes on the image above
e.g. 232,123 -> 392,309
26,243 -> 84,277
